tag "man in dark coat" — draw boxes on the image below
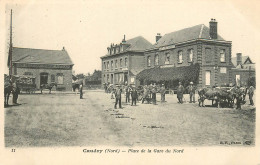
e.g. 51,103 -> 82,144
114,85 -> 122,109
151,83 -> 157,105
125,85 -> 130,103
186,81 -> 196,103
79,82 -> 83,99
131,87 -> 138,106
160,84 -> 166,102
177,82 -> 184,104
235,86 -> 243,110
12,81 -> 20,104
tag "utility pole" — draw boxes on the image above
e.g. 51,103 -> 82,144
9,9 -> 13,77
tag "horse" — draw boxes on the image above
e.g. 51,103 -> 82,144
40,82 -> 57,94
198,87 -> 220,107
217,88 -> 235,108
4,84 -> 12,106
72,83 -> 80,92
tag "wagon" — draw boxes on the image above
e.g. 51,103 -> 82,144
16,75 -> 36,94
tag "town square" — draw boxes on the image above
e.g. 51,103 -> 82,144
2,0 -> 257,149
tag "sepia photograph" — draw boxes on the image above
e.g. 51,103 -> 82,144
1,0 -> 259,164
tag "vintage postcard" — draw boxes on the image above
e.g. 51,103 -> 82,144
0,0 -> 259,164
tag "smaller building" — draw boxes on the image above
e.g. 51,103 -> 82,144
101,35 -> 153,85
8,47 -> 74,91
231,53 -> 255,87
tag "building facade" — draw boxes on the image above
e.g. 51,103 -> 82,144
138,19 -> 233,87
231,53 -> 255,86
101,36 -> 153,85
8,47 -> 74,91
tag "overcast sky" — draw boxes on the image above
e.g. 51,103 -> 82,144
3,0 -> 260,74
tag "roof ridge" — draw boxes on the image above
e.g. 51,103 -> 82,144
13,47 -> 64,52
165,24 -> 204,36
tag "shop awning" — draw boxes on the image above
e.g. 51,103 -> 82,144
136,63 -> 200,82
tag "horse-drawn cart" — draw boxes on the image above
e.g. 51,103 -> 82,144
16,75 -> 36,94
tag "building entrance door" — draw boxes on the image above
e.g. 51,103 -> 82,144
40,72 -> 49,85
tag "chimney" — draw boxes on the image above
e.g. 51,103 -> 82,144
236,53 -> 242,66
156,33 -> 162,42
122,34 -> 126,43
209,18 -> 218,39
62,47 -> 66,51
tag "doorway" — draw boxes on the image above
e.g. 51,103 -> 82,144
205,71 -> 211,86
40,72 -> 49,85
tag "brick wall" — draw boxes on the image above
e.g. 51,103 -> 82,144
230,69 -> 256,86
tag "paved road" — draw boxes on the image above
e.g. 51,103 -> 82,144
4,90 -> 255,147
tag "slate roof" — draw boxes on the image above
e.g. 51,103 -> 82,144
154,24 -> 225,48
124,36 -> 153,51
10,47 -> 73,65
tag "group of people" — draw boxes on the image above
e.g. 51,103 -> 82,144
176,81 -> 196,104
106,81 -> 255,110
113,84 -> 138,109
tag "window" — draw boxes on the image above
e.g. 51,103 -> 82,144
120,59 -> 122,68
121,45 -> 123,52
155,54 -> 159,65
188,49 -> 193,62
107,61 -> 109,70
220,49 -> 226,62
57,73 -> 64,85
51,74 -> 55,82
220,67 -> 227,73
147,56 -> 151,66
125,58 -> 128,67
205,71 -> 211,86
178,51 -> 183,63
115,60 -> 118,68
205,48 -> 212,63
104,62 -> 106,70
165,53 -> 170,64
111,61 -> 113,70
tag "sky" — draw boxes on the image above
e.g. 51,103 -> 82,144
2,0 -> 260,75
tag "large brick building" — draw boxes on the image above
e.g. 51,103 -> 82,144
101,36 -> 153,85
8,47 -> 74,91
137,19 -> 233,87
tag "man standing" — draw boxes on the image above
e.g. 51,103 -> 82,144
12,81 -> 20,104
235,86 -> 242,110
114,85 -> 122,109
248,85 -> 255,106
125,85 -> 130,103
79,82 -> 83,99
177,82 -> 184,104
131,87 -> 138,106
151,83 -> 157,105
187,82 -> 196,103
160,84 -> 166,102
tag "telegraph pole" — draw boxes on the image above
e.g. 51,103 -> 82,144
9,9 -> 13,77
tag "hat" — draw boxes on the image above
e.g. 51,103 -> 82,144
190,82 -> 193,85
162,84 -> 164,86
